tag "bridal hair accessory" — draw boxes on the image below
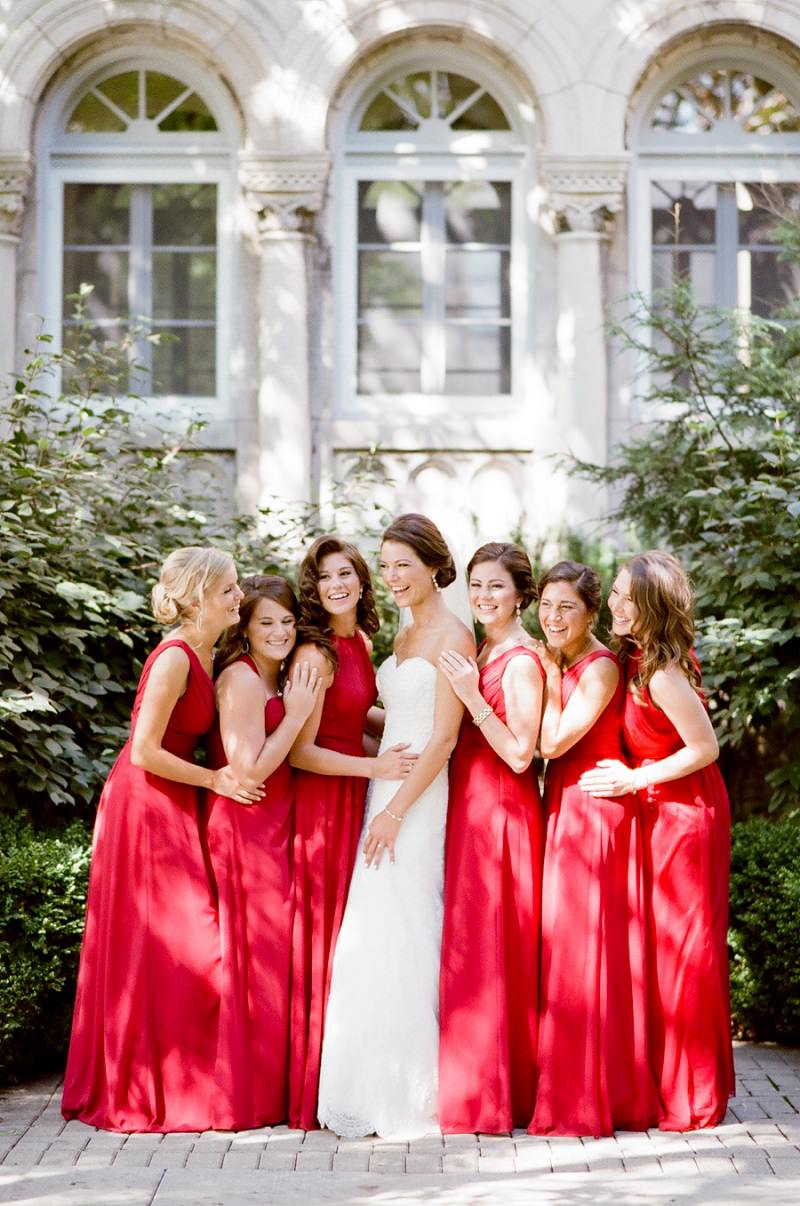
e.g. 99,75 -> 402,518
472,703 -> 494,727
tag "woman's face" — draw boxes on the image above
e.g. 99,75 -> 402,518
468,560 -> 520,629
316,552 -> 361,618
246,596 -> 297,664
538,580 -> 592,650
380,540 -> 435,608
607,567 -> 638,637
201,566 -> 243,632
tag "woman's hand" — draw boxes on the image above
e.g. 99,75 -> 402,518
210,764 -> 265,805
438,649 -> 481,708
282,660 -> 321,724
578,759 -> 636,797
363,809 -> 402,868
532,639 -> 562,679
372,742 -> 418,780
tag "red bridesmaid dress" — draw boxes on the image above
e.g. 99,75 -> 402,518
622,652 -> 734,1130
204,655 -> 293,1129
288,632 -> 377,1130
529,649 -> 660,1137
439,645 -> 545,1133
62,640 -> 221,1132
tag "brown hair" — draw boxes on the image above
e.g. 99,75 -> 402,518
382,513 -> 456,588
296,534 -> 379,671
151,546 -> 234,627
215,575 -> 299,678
467,542 -> 537,611
538,560 -> 601,618
614,550 -> 700,691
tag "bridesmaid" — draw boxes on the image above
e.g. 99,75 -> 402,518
579,550 -> 734,1129
62,547 -> 262,1132
287,535 -> 416,1130
204,576 -> 320,1130
438,542 -> 545,1133
528,560 -> 660,1138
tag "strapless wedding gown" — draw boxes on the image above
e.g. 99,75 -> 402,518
317,655 -> 448,1139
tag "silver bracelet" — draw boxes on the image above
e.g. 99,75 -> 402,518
472,703 -> 494,727
384,807 -> 404,823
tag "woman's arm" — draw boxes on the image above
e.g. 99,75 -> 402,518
538,651 -> 619,760
579,664 -> 719,797
216,660 -> 320,787
439,650 -> 543,773
130,646 -> 263,803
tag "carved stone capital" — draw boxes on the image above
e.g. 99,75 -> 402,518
541,155 -> 629,235
240,154 -> 329,236
0,153 -> 34,243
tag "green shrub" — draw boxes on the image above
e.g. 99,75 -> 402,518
729,818 -> 800,1043
0,817 -> 91,1083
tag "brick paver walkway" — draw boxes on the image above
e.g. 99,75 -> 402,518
1,1042 -> 799,1203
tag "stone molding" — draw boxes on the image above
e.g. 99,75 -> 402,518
0,154 -> 34,243
240,154 -> 329,235
540,154 -> 629,234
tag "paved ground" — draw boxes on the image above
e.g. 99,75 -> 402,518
1,1043 -> 799,1204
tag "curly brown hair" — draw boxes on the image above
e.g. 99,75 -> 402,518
214,575 -> 299,682
613,550 -> 701,692
296,535 -> 379,672
467,542 -> 537,611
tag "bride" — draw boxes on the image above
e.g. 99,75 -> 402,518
317,513 -> 475,1139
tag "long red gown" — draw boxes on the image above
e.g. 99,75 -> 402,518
203,655 -> 293,1129
529,649 -> 661,1137
439,645 -> 545,1133
62,640 -> 220,1132
288,632 -> 377,1130
622,652 -> 734,1130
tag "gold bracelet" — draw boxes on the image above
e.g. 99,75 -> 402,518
472,703 -> 494,727
384,807 -> 404,823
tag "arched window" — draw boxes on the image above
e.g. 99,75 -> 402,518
335,57 -> 530,414
40,57 -> 234,399
634,61 -> 800,314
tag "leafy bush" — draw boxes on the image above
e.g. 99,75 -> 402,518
574,280 -> 800,814
0,817 -> 91,1082
728,818 -> 800,1043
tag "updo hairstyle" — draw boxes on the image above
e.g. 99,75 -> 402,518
296,535 -> 379,670
151,546 -> 234,627
618,550 -> 700,690
538,560 -> 602,622
215,575 -> 299,677
382,513 -> 456,589
467,542 -> 537,610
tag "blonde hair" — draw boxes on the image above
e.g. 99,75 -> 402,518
615,550 -> 700,692
151,547 -> 235,627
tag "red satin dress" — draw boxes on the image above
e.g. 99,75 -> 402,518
288,632 -> 377,1130
529,649 -> 660,1137
439,646 -> 545,1132
204,655 -> 293,1129
623,652 -> 734,1130
62,640 -> 220,1132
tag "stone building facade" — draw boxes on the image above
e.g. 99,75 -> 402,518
3,1 -> 800,545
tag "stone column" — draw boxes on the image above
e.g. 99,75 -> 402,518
541,156 -> 628,528
0,154 -> 33,384
240,155 -> 328,508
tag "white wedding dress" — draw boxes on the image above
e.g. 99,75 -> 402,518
317,654 -> 448,1139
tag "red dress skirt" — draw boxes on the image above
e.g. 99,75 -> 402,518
622,652 -> 734,1129
204,655 -> 293,1128
288,632 -> 377,1130
529,650 -> 660,1137
62,640 -> 221,1132
439,646 -> 545,1132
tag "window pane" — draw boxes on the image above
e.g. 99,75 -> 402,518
451,93 -> 511,131
159,93 -> 217,132
445,250 -> 510,318
152,326 -> 216,395
743,251 -> 800,316
63,251 -> 129,315
358,181 -> 422,243
445,181 -> 511,244
66,93 -> 127,133
738,183 -> 800,244
360,92 -> 418,132
388,73 -> 432,120
359,251 -> 421,312
652,249 -> 716,303
153,252 -> 216,320
358,319 -> 422,393
146,72 -> 187,120
152,184 -> 216,245
444,325 -> 510,394
96,72 -> 140,119
64,183 -> 130,245
436,73 -> 480,119
651,182 -> 716,245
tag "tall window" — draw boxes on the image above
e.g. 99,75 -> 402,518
637,64 -> 800,315
340,64 -> 524,409
45,63 -> 228,398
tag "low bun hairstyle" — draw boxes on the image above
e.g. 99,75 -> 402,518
215,575 -> 299,678
296,535 -> 379,671
382,514 -> 456,589
538,560 -> 602,620
151,547 -> 235,627
467,542 -> 537,610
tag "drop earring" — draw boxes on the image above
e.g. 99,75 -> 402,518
515,602 -> 522,626
432,574 -> 442,593
242,635 -> 250,653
